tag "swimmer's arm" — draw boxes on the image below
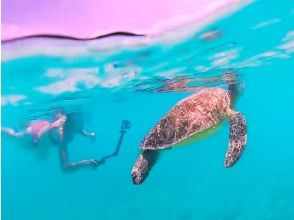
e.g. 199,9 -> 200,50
49,118 -> 66,143
56,127 -> 65,144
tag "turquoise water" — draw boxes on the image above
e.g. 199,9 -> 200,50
2,1 -> 294,219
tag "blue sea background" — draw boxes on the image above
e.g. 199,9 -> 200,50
2,0 -> 294,219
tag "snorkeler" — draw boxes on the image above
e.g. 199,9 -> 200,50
2,111 -> 131,171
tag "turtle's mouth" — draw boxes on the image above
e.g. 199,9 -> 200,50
224,159 -> 233,168
131,171 -> 145,185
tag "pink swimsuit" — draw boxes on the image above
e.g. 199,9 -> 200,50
29,120 -> 51,141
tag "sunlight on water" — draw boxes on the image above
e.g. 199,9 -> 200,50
2,0 -> 294,220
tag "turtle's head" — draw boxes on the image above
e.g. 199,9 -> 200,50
131,153 -> 150,185
131,150 -> 158,185
223,70 -> 244,106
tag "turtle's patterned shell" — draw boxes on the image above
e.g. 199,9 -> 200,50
140,88 -> 231,150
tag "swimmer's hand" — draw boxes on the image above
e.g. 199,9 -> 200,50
89,159 -> 107,169
88,159 -> 99,169
97,158 -> 106,166
89,131 -> 96,142
81,129 -> 96,141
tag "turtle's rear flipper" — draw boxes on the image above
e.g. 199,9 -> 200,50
225,112 -> 247,168
131,150 -> 157,185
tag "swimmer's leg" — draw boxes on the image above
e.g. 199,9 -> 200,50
58,143 -> 99,171
2,127 -> 39,144
1,127 -> 29,137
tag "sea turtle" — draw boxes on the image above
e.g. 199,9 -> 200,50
131,75 -> 247,184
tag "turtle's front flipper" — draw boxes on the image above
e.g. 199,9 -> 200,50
225,111 -> 247,168
131,150 -> 158,185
